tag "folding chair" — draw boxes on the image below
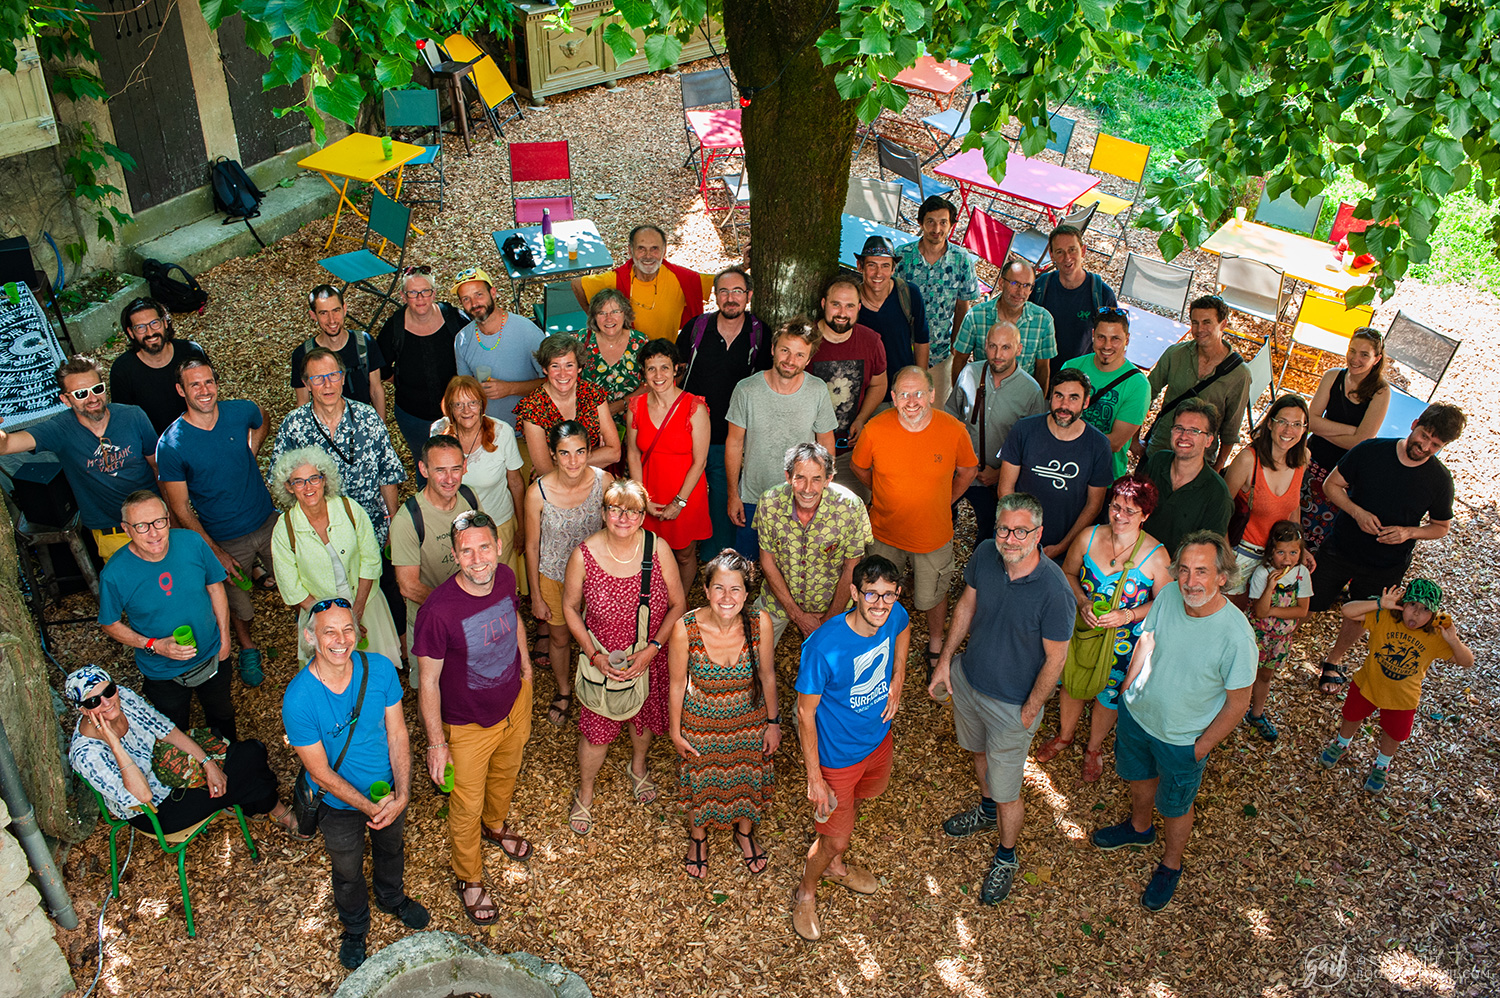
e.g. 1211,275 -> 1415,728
843,178 -> 904,227
1327,201 -> 1389,245
318,191 -> 411,334
418,37 -> 445,73
961,208 -> 1014,297
536,280 -> 589,334
508,140 -> 575,225
84,778 -> 258,938
876,137 -> 954,219
1004,111 -> 1077,159
1254,189 -> 1326,235
719,172 -> 751,231
1215,253 -> 1288,327
1009,200 -> 1097,271
443,33 -> 524,136
921,92 -> 978,164
1382,310 -> 1460,401
383,89 -> 445,210
1243,334 -> 1275,432
1072,133 -> 1150,260
1276,290 -> 1375,392
680,67 -> 735,171
1118,252 -> 1194,320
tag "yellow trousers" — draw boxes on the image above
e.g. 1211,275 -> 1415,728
444,678 -> 533,881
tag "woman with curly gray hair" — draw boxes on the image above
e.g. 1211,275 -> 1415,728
268,446 -> 401,667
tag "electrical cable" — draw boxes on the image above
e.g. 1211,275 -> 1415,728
76,827 -> 133,998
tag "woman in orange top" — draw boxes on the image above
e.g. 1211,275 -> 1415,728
1223,394 -> 1309,610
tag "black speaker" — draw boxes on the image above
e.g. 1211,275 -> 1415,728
10,459 -> 78,527
0,236 -> 34,287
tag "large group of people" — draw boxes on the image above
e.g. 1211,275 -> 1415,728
13,208 -> 1472,963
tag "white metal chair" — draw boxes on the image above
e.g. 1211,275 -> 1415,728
1118,252 -> 1194,319
843,178 -> 904,227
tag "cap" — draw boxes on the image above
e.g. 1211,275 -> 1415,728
65,664 -> 113,705
452,266 -> 493,294
857,235 -> 896,260
1401,578 -> 1441,612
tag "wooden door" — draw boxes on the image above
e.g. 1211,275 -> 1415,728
217,14 -> 308,166
91,0 -> 207,211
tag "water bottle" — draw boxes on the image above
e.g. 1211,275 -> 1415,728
542,208 -> 556,256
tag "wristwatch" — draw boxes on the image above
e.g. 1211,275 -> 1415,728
672,496 -> 688,508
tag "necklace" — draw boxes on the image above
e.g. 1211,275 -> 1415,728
475,314 -> 509,351
602,534 -> 642,564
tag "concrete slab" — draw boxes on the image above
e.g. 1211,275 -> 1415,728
332,933 -> 590,998
128,173 -> 337,277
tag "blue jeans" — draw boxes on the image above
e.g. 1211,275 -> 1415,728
392,404 -> 434,489
702,444 -> 738,560
734,501 -> 759,561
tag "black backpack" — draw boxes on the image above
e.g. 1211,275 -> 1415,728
210,157 -> 266,246
141,258 -> 208,314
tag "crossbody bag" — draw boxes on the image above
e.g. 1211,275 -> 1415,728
293,651 -> 370,837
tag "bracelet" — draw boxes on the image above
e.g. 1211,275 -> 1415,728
648,638 -> 662,650
672,496 -> 687,508
765,717 -> 781,724
429,741 -> 446,749
145,638 -> 156,654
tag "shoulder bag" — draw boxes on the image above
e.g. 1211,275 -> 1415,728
1140,351 -> 1246,449
574,533 -> 656,721
293,651 -> 370,837
1062,532 -> 1145,701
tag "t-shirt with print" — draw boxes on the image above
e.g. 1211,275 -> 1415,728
98,529 -> 226,679
858,281 -> 930,374
390,488 -> 481,628
282,651 -> 405,809
851,409 -> 977,553
796,602 -> 909,768
289,332 -> 388,407
724,372 -> 839,504
1324,439 -> 1454,571
1351,608 -> 1458,710
1248,563 -> 1313,602
27,404 -> 159,531
1031,272 -> 1117,378
894,240 -> 979,362
452,314 -> 547,429
960,542 -> 1076,703
109,341 -> 210,435
1063,353 -> 1149,479
411,567 -> 524,727
678,312 -> 773,444
807,324 -> 887,451
998,414 -> 1115,549
1121,583 -> 1258,745
156,399 -> 275,541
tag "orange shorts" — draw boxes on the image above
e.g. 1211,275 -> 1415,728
814,731 -> 893,840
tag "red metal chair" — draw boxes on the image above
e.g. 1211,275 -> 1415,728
961,208 -> 1014,297
1328,201 -> 1376,244
509,140 -> 576,225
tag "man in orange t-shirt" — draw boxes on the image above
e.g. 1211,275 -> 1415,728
851,366 -> 978,666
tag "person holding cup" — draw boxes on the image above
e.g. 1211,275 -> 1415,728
98,491 -> 239,738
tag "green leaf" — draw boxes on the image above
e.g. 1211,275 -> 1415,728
201,0 -> 237,30
1157,229 -> 1185,260
1078,0 -> 1114,29
312,75 -> 365,127
835,67 -> 870,101
644,33 -> 682,70
614,0 -> 655,28
859,23 -> 891,56
711,892 -> 728,904
1242,803 -> 1258,817
373,53 -> 409,88
894,0 -> 926,32
601,22 -> 638,63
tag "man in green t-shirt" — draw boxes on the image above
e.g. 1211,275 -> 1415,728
1063,308 -> 1149,479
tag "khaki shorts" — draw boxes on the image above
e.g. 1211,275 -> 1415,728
950,654 -> 1042,803
538,574 -> 566,629
868,538 -> 955,612
217,513 -> 278,621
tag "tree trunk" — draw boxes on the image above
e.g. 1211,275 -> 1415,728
724,0 -> 856,325
0,503 -> 89,842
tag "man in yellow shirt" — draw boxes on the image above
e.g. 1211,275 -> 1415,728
571,224 -> 714,341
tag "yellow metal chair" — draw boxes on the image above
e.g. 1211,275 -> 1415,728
1276,291 -> 1375,393
1074,133 -> 1151,260
443,34 -> 524,136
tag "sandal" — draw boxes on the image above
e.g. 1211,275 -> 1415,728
684,834 -> 708,879
1034,735 -> 1073,764
454,880 -> 498,925
1317,661 -> 1349,695
268,803 -> 314,841
1082,748 -> 1104,784
926,648 -> 941,684
734,826 -> 768,875
547,692 -> 573,728
628,766 -> 660,805
482,823 -> 532,862
569,792 -> 594,836
252,571 -> 277,591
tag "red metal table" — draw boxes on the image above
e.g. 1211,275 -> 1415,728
686,108 -> 744,214
933,148 -> 1100,226
892,56 -> 972,109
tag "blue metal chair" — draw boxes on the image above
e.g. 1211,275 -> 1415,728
383,89 -> 445,210
1254,189 -> 1326,235
318,191 -> 411,334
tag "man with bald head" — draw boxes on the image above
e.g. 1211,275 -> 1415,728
945,321 -> 1046,542
951,258 -> 1057,393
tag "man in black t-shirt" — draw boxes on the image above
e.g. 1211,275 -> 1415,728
1028,226 -> 1118,381
290,285 -> 388,412
1311,403 -> 1464,693
678,267 -> 771,558
108,296 -> 210,435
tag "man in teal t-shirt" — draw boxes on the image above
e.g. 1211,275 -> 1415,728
1063,308 -> 1148,479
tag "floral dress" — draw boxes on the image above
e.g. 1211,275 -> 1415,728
1078,527 -> 1162,710
577,540 -> 670,745
513,382 -> 610,467
582,327 -> 649,437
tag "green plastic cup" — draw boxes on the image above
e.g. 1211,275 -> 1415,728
356,633 -> 369,651
441,762 -> 454,793
173,625 -> 196,647
369,780 -> 392,803
231,566 -> 253,591
381,136 -> 393,160
1092,600 -> 1112,617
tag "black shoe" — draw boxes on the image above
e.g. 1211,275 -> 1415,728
1141,863 -> 1183,911
376,895 -> 431,929
338,932 -> 367,970
979,851 -> 1019,905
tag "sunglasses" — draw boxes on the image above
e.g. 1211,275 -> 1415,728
402,265 -> 433,276
69,383 -> 106,401
452,510 -> 494,531
1094,306 -> 1129,320
79,681 -> 118,710
310,597 -> 353,613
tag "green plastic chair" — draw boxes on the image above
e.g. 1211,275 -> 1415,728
84,778 -> 258,937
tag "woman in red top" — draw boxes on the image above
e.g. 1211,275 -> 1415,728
516,334 -> 622,478
627,339 -> 711,592
1223,394 -> 1309,609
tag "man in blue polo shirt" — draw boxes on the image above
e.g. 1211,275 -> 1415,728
158,359 -> 277,686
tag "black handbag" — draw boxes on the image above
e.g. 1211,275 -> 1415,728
293,652 -> 370,837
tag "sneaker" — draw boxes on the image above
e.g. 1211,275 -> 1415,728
1317,740 -> 1348,769
1141,863 -> 1183,911
979,851 -> 1019,905
376,895 -> 430,929
237,648 -> 264,687
942,803 -> 997,838
1090,819 -> 1156,851
338,932 -> 367,970
1363,764 -> 1389,794
1244,710 -> 1278,742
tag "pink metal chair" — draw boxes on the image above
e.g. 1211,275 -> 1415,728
509,140 -> 576,225
961,207 -> 1015,297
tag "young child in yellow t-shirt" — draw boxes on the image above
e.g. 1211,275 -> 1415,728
1316,578 -> 1474,793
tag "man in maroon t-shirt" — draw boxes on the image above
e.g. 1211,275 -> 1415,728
412,510 -> 533,926
807,274 -> 888,503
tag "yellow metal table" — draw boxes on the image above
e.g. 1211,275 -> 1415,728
1201,219 -> 1372,296
299,134 -> 427,249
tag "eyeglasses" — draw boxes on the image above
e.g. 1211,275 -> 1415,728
1269,416 -> 1307,430
858,590 -> 899,605
715,287 -> 749,297
127,516 -> 169,533
404,288 -> 436,300
1108,503 -> 1142,517
596,307 -> 625,317
451,399 -> 483,412
69,382 -> 106,401
402,265 -> 433,276
1171,425 -> 1211,438
78,682 -> 118,710
895,390 -> 928,401
310,597 -> 353,614
1003,279 -> 1035,292
130,317 -> 165,334
289,473 -> 325,489
604,505 -> 645,519
452,510 -> 494,532
305,371 -> 345,386
995,524 -> 1042,540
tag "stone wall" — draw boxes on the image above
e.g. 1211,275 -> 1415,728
0,797 -> 75,998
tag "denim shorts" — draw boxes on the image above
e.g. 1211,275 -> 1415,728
1113,700 -> 1208,819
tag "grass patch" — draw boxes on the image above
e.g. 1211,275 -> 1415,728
1084,68 -> 1223,185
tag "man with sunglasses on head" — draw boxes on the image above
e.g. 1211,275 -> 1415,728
412,509 -> 533,926
1064,307 -> 1149,478
108,296 -> 210,435
0,357 -> 160,562
291,285 -> 387,411
950,258 -> 1057,395
98,490 -> 237,738
928,491 -> 1074,905
283,596 -> 427,970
